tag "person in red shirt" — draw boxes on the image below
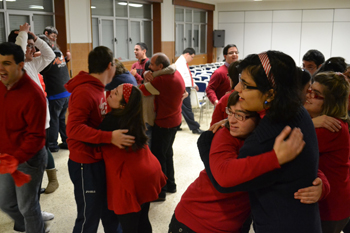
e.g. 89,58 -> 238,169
91,83 -> 166,233
206,44 -> 239,106
304,72 -> 350,233
0,42 -> 47,233
65,46 -> 135,233
139,53 -> 185,201
130,42 -> 150,84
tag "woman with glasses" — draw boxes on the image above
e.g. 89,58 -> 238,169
303,72 -> 350,233
168,91 -> 308,233
207,51 -> 323,232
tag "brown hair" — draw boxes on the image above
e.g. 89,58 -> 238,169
114,58 -> 128,75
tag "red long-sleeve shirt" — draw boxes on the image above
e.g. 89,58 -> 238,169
0,72 -> 46,163
317,120 -> 350,221
131,58 -> 149,84
210,90 -> 234,126
139,70 -> 185,128
206,65 -> 230,105
64,71 -> 112,164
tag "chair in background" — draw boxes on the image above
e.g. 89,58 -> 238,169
190,88 -> 207,124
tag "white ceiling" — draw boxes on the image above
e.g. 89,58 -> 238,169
197,0 -> 316,4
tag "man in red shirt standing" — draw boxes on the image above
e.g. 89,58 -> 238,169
206,44 -> 239,106
130,42 -> 150,84
0,42 -> 47,233
139,53 -> 185,201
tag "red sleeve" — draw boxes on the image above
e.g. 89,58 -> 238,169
14,92 -> 46,163
315,127 -> 339,154
209,128 -> 281,188
131,63 -> 143,84
210,94 -> 228,126
67,89 -> 112,144
38,74 -> 47,97
139,84 -> 152,96
206,72 -> 221,104
317,169 -> 330,200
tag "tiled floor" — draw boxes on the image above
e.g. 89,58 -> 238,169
1,106 -> 228,233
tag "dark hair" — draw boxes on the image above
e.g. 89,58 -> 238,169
136,42 -> 148,52
228,60 -> 240,89
8,29 -> 34,43
110,86 -> 148,151
0,42 -> 25,64
316,57 -> 347,74
297,67 -> 311,87
114,59 -> 128,75
225,91 -> 259,129
302,50 -> 325,67
154,53 -> 170,68
238,50 -> 301,122
183,47 -> 195,55
223,44 -> 238,56
43,26 -> 58,35
88,46 -> 114,74
314,72 -> 350,123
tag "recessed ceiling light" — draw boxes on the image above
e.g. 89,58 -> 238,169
118,2 -> 127,6
91,6 -> 96,9
29,5 -> 44,9
129,3 -> 142,7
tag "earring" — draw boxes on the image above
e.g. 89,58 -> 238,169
264,100 -> 268,105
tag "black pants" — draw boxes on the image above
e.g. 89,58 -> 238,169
322,217 -> 350,233
168,214 -> 196,233
151,124 -> 179,197
118,202 -> 151,233
182,87 -> 200,130
68,159 -> 119,233
48,97 -> 69,149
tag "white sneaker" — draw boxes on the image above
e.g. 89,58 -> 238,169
41,211 -> 54,221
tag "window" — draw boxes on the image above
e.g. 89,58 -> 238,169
0,0 -> 55,43
175,7 -> 207,56
91,0 -> 153,61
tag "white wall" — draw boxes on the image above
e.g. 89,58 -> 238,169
161,0 -> 174,42
65,0 -> 92,44
215,1 -> 350,65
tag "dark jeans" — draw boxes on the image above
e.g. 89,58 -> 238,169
151,124 -> 179,197
0,147 -> 47,233
48,96 -> 69,149
117,202 -> 151,233
68,159 -> 120,233
168,214 -> 196,233
182,87 -> 200,130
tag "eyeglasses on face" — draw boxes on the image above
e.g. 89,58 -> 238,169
225,107 -> 252,121
307,89 -> 324,100
27,44 -> 35,49
239,76 -> 259,90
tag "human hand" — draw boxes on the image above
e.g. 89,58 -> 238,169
33,51 -> 41,57
214,100 -> 219,107
195,85 -> 199,91
66,49 -> 71,61
209,119 -> 227,133
294,177 -> 322,204
312,115 -> 341,132
144,71 -> 154,82
182,91 -> 189,101
273,126 -> 305,165
130,68 -> 137,76
19,23 -> 30,33
111,129 -> 135,149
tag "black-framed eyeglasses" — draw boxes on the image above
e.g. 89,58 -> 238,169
225,107 -> 252,121
307,89 -> 324,100
239,76 -> 259,90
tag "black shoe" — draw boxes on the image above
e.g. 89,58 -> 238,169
192,129 -> 204,134
167,187 -> 177,193
177,127 -> 183,131
59,142 -> 68,150
49,147 -> 59,153
40,188 -> 46,194
152,192 -> 166,202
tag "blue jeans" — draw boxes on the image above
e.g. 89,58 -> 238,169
48,97 -> 69,149
0,147 -> 47,233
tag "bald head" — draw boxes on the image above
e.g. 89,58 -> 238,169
149,53 -> 170,71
